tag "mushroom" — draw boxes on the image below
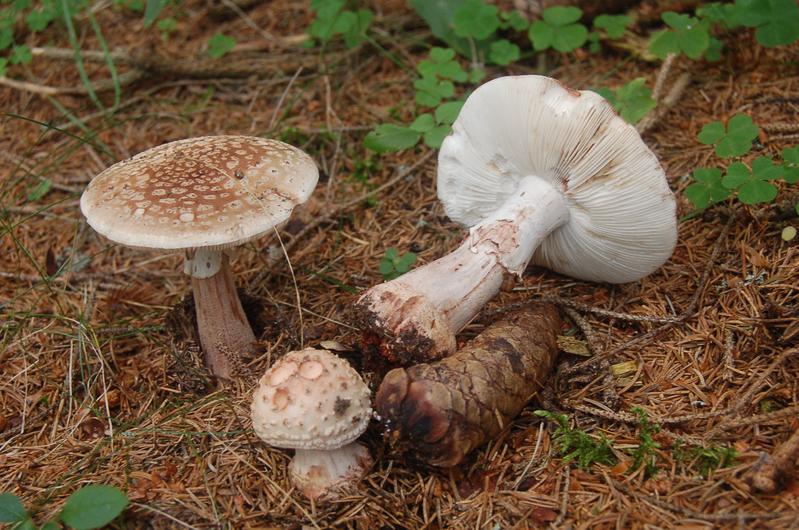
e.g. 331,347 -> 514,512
356,75 -> 677,364
80,136 -> 318,379
251,348 -> 373,501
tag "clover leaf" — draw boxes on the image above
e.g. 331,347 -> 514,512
593,14 -> 632,39
595,78 -> 656,124
721,157 -> 781,204
414,74 -> 455,107
501,10 -> 529,31
649,11 -> 710,59
735,0 -> 799,48
529,6 -> 588,52
453,0 -> 500,40
380,247 -> 417,281
489,39 -> 520,65
207,33 -> 236,58
685,168 -> 730,209
364,124 -> 421,153
697,114 -> 759,158
781,146 -> 799,183
417,47 -> 467,82
10,44 -> 32,65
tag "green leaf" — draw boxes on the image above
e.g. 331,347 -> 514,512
308,0 -> 346,43
543,6 -> 582,25
529,20 -> 555,50
488,39 -> 520,65
704,37 -> 723,61
0,27 -> 13,51
502,10 -> 529,31
751,156 -> 782,180
26,8 -> 55,31
207,33 -> 236,58
40,522 -> 61,530
418,48 -> 467,82
685,167 -> 729,209
453,0 -> 500,40
10,44 -> 32,65
593,14 -> 631,39
649,12 -> 710,59
409,0 -> 473,56
0,493 -> 27,522
27,179 -> 52,202
430,47 -> 456,62
410,113 -> 435,133
434,100 -> 464,125
736,0 -> 799,47
395,251 -> 417,271
699,115 -> 759,158
364,124 -> 421,152
738,180 -> 778,204
469,68 -> 486,83
0,58 -> 7,77
721,162 -> 750,189
609,78 -> 656,124
530,7 -> 587,52
414,76 -> 454,107
781,146 -> 799,183
143,0 -> 168,27
60,485 -> 129,530
341,9 -> 373,48
423,125 -> 451,148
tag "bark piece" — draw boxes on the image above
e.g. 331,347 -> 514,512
748,427 -> 799,494
376,303 -> 562,467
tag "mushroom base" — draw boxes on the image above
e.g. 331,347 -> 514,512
191,253 -> 256,379
289,443 -> 373,502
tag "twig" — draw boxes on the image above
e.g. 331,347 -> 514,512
538,295 -> 681,323
551,466 -> 569,528
0,71 -> 142,96
562,306 -> 600,355
637,71 -> 691,134
246,151 -> 435,292
220,0 -> 276,42
747,427 -> 799,493
710,405 -> 799,433
723,328 -> 735,382
651,53 -> 676,102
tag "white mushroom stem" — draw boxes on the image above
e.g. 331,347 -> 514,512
185,248 -> 256,379
357,176 -> 569,363
288,442 -> 372,502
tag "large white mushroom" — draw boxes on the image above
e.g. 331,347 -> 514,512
356,75 -> 677,364
81,136 -> 318,378
251,348 -> 373,502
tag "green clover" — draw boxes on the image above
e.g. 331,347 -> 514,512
364,124 -> 421,153
453,0 -> 500,40
207,33 -> 236,58
697,114 -> 759,158
380,248 -> 417,281
782,146 -> 799,183
721,157 -> 782,204
417,47 -> 467,82
501,10 -> 529,32
596,78 -> 656,124
735,0 -> 799,48
685,168 -> 730,210
649,11 -> 710,59
593,14 -> 632,39
488,39 -> 520,65
10,44 -> 32,65
413,74 -> 455,107
529,6 -> 588,52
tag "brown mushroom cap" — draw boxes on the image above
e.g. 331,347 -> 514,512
80,136 -> 318,250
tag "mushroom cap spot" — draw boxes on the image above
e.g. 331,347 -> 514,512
299,360 -> 324,380
250,348 -> 372,450
80,135 -> 319,251
437,75 -> 677,284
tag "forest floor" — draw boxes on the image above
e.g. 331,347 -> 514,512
1,1 -> 798,528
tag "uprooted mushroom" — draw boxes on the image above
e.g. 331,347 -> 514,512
81,136 -> 318,379
355,75 -> 677,365
376,304 -> 562,467
251,348 -> 373,502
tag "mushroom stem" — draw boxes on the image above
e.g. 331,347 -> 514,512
356,176 -> 568,364
186,249 -> 256,379
289,443 -> 372,501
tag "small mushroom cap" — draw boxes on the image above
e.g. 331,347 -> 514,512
251,348 -> 372,450
80,136 -> 318,250
438,75 -> 677,284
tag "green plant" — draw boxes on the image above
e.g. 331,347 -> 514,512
782,146 -> 799,183
207,32 -> 236,58
528,6 -> 588,53
0,485 -> 128,530
698,114 -> 759,158
535,410 -> 617,470
306,0 -> 373,48
595,78 -> 656,124
650,11 -> 710,59
628,407 -> 661,477
379,247 -> 417,281
674,441 -> 738,478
